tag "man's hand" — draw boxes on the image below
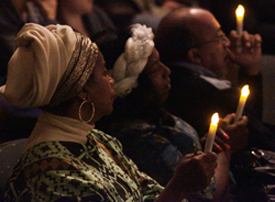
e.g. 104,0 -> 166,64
227,30 -> 262,76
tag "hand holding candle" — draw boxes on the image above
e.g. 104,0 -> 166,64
235,85 -> 250,122
235,4 -> 245,52
204,113 -> 219,153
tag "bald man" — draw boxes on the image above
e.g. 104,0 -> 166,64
155,7 -> 274,150
155,8 -> 275,201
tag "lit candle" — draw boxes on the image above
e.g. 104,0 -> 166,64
235,4 -> 245,35
204,113 -> 219,153
235,5 -> 245,53
235,85 -> 250,122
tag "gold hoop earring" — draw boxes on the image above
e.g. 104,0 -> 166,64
79,100 -> 95,123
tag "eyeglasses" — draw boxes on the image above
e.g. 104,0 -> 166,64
191,33 -> 227,48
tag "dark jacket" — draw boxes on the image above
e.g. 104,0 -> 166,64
166,62 -> 275,151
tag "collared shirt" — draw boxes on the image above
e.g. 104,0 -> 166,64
172,62 -> 232,90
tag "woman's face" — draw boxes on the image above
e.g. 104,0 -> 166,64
84,52 -> 115,121
144,48 -> 171,104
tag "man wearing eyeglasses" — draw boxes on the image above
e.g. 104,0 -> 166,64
155,7 -> 275,201
155,7 -> 274,152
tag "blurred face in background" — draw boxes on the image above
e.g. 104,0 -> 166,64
58,0 -> 94,15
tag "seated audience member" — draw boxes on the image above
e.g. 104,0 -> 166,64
131,0 -> 190,33
56,0 -> 128,71
0,0 -> 57,85
155,7 -> 275,151
2,23 -> 218,201
94,0 -> 148,32
0,0 -> 122,143
97,23 -> 249,201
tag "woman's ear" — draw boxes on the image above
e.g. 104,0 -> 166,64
78,89 -> 88,101
187,48 -> 202,65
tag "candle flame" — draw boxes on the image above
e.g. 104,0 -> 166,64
241,85 -> 250,97
236,4 -> 245,17
211,113 -> 219,125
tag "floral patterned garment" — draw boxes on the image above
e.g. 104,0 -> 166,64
4,129 -> 166,202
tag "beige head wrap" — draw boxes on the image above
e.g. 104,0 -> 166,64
108,23 -> 154,98
0,23 -> 98,107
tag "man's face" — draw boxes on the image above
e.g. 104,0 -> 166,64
193,13 -> 231,78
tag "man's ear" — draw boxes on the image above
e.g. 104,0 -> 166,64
187,48 -> 202,65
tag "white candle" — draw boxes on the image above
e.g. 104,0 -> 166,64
236,5 -> 245,35
204,113 -> 219,153
235,85 -> 250,122
235,5 -> 245,53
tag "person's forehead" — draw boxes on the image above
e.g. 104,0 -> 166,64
144,51 -> 159,73
199,17 -> 222,39
147,49 -> 159,64
87,52 -> 103,79
150,49 -> 159,60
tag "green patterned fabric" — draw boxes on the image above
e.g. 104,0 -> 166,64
4,129 -> 164,202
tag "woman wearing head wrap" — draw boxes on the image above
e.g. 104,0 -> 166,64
2,23 -> 217,202
97,24 -> 250,201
